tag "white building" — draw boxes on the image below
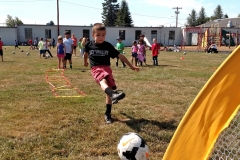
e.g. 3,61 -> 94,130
0,27 -> 17,45
0,24 -> 182,47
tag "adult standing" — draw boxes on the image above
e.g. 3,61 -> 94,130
63,31 -> 73,69
52,38 -> 55,48
71,33 -> 77,56
0,37 -> 4,61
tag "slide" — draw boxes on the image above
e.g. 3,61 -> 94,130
163,46 -> 240,160
144,37 -> 152,47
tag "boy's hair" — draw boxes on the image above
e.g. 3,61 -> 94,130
132,40 -> 137,44
65,31 -> 70,35
92,23 -> 106,33
40,38 -> 43,40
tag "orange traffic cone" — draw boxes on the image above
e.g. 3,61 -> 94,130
180,56 -> 184,60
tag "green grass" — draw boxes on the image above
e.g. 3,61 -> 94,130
0,46 -> 229,159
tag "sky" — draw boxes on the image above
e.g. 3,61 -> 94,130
0,0 -> 239,27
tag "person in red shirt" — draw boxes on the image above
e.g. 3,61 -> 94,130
0,37 -> 4,61
28,39 -> 33,50
151,38 -> 163,66
71,33 -> 77,56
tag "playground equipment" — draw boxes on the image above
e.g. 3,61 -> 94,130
182,24 -> 240,51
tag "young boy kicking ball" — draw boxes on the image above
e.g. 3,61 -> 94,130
84,23 -> 139,124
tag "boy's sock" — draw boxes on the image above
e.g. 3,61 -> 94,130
104,87 -> 113,97
70,63 -> 72,69
105,104 -> 112,116
122,62 -> 126,68
116,62 -> 118,67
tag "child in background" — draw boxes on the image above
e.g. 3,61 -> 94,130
56,36 -> 66,69
63,31 -> 74,69
151,38 -> 162,66
115,37 -> 126,67
71,34 -> 77,56
14,40 -> 21,50
137,39 -> 145,66
78,37 -> 83,57
38,38 -> 45,58
0,37 -> 4,61
81,37 -> 87,57
131,40 -> 138,66
84,23 -> 139,124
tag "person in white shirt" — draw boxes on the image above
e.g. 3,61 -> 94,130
63,31 -> 73,69
208,42 -> 218,53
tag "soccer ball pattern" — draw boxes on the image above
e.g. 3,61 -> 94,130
117,132 -> 149,160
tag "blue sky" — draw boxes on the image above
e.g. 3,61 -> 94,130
0,0 -> 239,27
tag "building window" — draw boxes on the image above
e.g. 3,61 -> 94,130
119,30 -> 125,40
135,30 -> 142,40
169,31 -> 175,40
83,29 -> 90,38
45,29 -> 51,39
65,30 -> 71,35
151,30 -> 157,40
24,28 -> 32,40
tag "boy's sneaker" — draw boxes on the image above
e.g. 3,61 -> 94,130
105,114 -> 113,124
70,65 -> 72,69
111,90 -> 125,104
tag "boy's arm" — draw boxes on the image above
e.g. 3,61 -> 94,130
83,52 -> 89,67
118,54 -> 139,71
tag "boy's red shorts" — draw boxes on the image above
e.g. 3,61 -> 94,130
91,65 -> 116,90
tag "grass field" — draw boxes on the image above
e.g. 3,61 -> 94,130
0,46 -> 229,160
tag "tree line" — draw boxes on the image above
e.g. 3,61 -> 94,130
186,5 -> 240,27
102,0 -> 133,27
4,1 -> 240,28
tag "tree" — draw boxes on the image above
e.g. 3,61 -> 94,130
5,15 -> 23,27
212,5 -> 223,20
115,0 -> 133,27
186,9 -> 198,27
224,14 -> 228,18
46,20 -> 55,25
197,7 -> 208,25
102,0 -> 119,26
238,14 -> 240,17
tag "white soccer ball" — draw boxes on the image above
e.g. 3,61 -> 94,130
26,52 -> 30,55
45,54 -> 50,59
117,132 -> 149,160
183,52 -> 186,55
12,51 -> 15,54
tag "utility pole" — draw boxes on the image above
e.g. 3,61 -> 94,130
172,7 -> 182,27
57,0 -> 60,36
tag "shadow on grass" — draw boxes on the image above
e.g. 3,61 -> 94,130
140,64 -> 178,68
2,61 -> 15,62
116,112 -> 177,132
